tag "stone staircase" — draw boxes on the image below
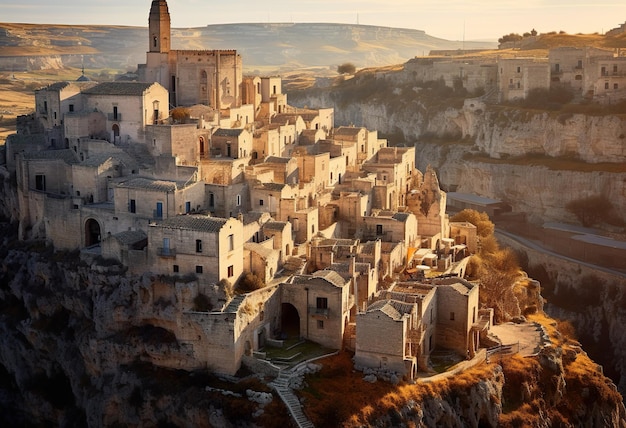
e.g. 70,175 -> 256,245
223,294 -> 246,313
270,370 -> 315,428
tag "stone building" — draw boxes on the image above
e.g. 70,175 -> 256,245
138,0 -> 242,108
146,215 -> 244,284
497,58 -> 550,102
281,270 -> 354,350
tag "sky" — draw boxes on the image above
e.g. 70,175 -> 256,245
2,0 -> 626,41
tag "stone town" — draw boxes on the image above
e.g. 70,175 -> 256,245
6,0 -> 496,380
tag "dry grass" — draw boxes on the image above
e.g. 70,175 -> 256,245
299,351 -> 499,427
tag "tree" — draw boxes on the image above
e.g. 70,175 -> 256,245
566,195 -> 614,227
337,63 -> 356,75
479,249 -> 522,322
498,33 -> 523,44
170,107 -> 190,124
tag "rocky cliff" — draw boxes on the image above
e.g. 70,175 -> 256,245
1,162 -> 624,426
288,81 -> 626,225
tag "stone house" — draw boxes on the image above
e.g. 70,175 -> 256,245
354,298 -> 423,379
181,285 -> 282,376
281,270 -> 354,349
252,127 -> 280,160
253,156 -> 299,185
211,128 -> 253,160
262,220 -> 294,264
250,182 -> 299,217
244,241 -> 280,283
146,215 -> 244,284
432,278 -> 481,358
355,277 -> 483,380
81,82 -> 170,144
497,58 -> 550,102
361,210 -> 418,248
34,81 -> 97,147
362,146 -> 416,208
113,176 -> 205,222
261,76 -> 287,114
449,221 -> 478,255
380,241 -> 406,279
294,148 -> 331,192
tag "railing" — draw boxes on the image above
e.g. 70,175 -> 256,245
309,306 -> 329,317
157,248 -> 176,258
107,113 -> 122,121
153,210 -> 163,220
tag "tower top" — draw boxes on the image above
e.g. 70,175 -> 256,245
149,0 -> 171,53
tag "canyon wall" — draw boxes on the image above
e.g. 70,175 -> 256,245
289,90 -> 626,224
498,232 -> 626,397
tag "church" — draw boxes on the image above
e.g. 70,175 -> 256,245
137,0 -> 243,109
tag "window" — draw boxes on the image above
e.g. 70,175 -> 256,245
69,104 -> 74,112
516,66 -> 521,73
317,320 -> 324,329
614,83 -> 619,90
450,312 -> 455,321
196,266 -> 203,274
614,65 -> 618,73
35,174 -> 46,191
376,224 -> 383,235
316,297 -> 328,309
196,239 -> 202,253
236,194 -> 241,206
228,234 -> 234,251
129,199 -> 136,213
113,106 -> 118,120
259,199 -> 264,206
228,265 -> 234,277
173,265 -> 179,273
605,82 -> 610,89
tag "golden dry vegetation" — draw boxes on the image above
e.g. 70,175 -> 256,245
299,350 -> 499,427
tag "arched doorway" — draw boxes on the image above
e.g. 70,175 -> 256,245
112,124 -> 120,143
199,137 -> 206,158
281,303 -> 300,339
85,218 -> 101,247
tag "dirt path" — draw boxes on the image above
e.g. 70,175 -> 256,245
490,322 -> 548,357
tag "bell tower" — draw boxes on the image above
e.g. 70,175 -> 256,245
149,0 -> 171,53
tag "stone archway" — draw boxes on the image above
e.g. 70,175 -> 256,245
199,137 -> 206,158
85,218 -> 101,247
281,303 -> 300,339
112,124 -> 120,143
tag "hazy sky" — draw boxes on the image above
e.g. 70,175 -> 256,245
2,0 -> 626,41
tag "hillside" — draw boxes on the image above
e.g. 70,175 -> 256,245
0,22 -> 496,73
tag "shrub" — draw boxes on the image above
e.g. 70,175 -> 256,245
337,62 -> 356,75
565,194 -> 615,227
193,293 -> 212,312
238,272 -> 265,293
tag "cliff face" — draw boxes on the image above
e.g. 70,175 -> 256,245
289,91 -> 626,224
0,166 -> 624,426
499,233 -> 626,398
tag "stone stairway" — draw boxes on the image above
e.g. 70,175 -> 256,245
270,370 -> 315,428
223,294 -> 246,313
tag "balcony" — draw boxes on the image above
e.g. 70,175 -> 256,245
107,113 -> 122,121
153,210 -> 163,220
309,306 -> 329,318
157,247 -> 176,258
